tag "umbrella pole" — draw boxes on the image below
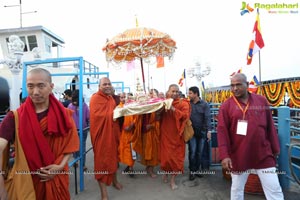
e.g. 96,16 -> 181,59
140,58 -> 146,93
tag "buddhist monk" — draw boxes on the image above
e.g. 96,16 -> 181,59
118,92 -> 141,177
89,77 -> 122,200
119,114 -> 141,177
0,68 -> 79,200
160,84 -> 191,190
140,112 -> 161,178
140,89 -> 161,177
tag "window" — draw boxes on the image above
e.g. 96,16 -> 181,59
44,36 -> 52,53
6,36 -> 28,52
27,35 -> 38,51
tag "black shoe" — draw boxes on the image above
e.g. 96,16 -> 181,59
128,171 -> 135,178
196,174 -> 203,178
189,173 -> 196,181
123,166 -> 130,173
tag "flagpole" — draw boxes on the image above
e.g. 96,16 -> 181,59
257,8 -> 262,83
184,69 -> 188,96
258,50 -> 261,83
164,65 -> 166,92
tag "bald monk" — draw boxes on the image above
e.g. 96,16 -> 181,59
160,84 -> 191,190
90,77 -> 122,200
0,68 -> 79,200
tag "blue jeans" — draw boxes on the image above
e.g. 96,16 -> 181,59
188,135 -> 205,172
73,128 -> 88,166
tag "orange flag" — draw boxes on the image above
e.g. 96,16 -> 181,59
156,56 -> 164,68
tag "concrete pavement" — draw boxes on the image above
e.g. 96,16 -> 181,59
69,137 -> 300,200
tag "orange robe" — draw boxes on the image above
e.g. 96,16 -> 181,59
131,115 -> 143,155
140,113 -> 160,167
2,111 -> 36,200
160,98 -> 191,174
89,90 -> 120,185
3,95 -> 79,200
33,110 -> 79,200
118,115 -> 140,167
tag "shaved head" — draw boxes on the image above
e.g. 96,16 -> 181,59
231,73 -> 247,83
28,68 -> 52,83
99,77 -> 112,95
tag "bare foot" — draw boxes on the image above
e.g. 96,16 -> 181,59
149,172 -> 157,178
113,181 -> 123,190
162,174 -> 168,183
146,166 -> 157,178
170,183 -> 178,190
170,174 -> 178,190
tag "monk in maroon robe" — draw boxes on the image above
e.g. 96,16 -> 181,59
0,68 -> 79,200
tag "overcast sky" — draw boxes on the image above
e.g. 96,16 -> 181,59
0,0 -> 299,93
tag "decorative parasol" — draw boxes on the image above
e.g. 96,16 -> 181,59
102,27 -> 176,92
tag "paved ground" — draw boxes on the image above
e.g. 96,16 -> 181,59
69,136 -> 300,200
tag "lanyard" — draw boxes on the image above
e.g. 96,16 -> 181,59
233,96 -> 249,120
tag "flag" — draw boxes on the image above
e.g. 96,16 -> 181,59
135,15 -> 138,27
126,60 -> 135,71
178,69 -> 185,87
156,56 -> 164,68
253,75 -> 260,85
201,81 -> 205,91
248,75 -> 260,93
247,9 -> 265,65
230,68 -> 242,77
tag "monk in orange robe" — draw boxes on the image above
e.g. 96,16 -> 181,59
118,92 -> 140,176
89,77 -> 122,200
139,89 -> 162,177
140,112 -> 161,177
0,68 -> 79,200
119,114 -> 141,176
160,84 -> 191,190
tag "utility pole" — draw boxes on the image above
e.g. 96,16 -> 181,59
4,0 -> 37,28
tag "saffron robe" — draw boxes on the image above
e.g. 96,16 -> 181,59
140,113 -> 161,167
160,98 -> 191,173
118,115 -> 141,167
1,95 -> 79,200
217,93 -> 280,171
2,111 -> 36,200
89,90 -> 120,185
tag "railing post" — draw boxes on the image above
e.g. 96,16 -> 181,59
277,106 -> 291,189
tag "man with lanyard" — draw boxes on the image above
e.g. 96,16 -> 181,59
217,73 -> 284,200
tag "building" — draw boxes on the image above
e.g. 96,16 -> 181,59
0,25 -> 64,61
0,26 -> 101,112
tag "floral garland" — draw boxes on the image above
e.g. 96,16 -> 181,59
205,81 -> 300,108
261,82 -> 285,106
285,81 -> 300,107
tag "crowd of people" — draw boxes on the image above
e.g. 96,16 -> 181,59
0,68 -> 284,200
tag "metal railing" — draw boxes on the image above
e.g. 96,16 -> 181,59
209,104 -> 300,189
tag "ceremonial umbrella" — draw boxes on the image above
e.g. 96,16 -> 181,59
102,27 -> 176,92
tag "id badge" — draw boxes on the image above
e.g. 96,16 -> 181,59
237,120 -> 248,136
